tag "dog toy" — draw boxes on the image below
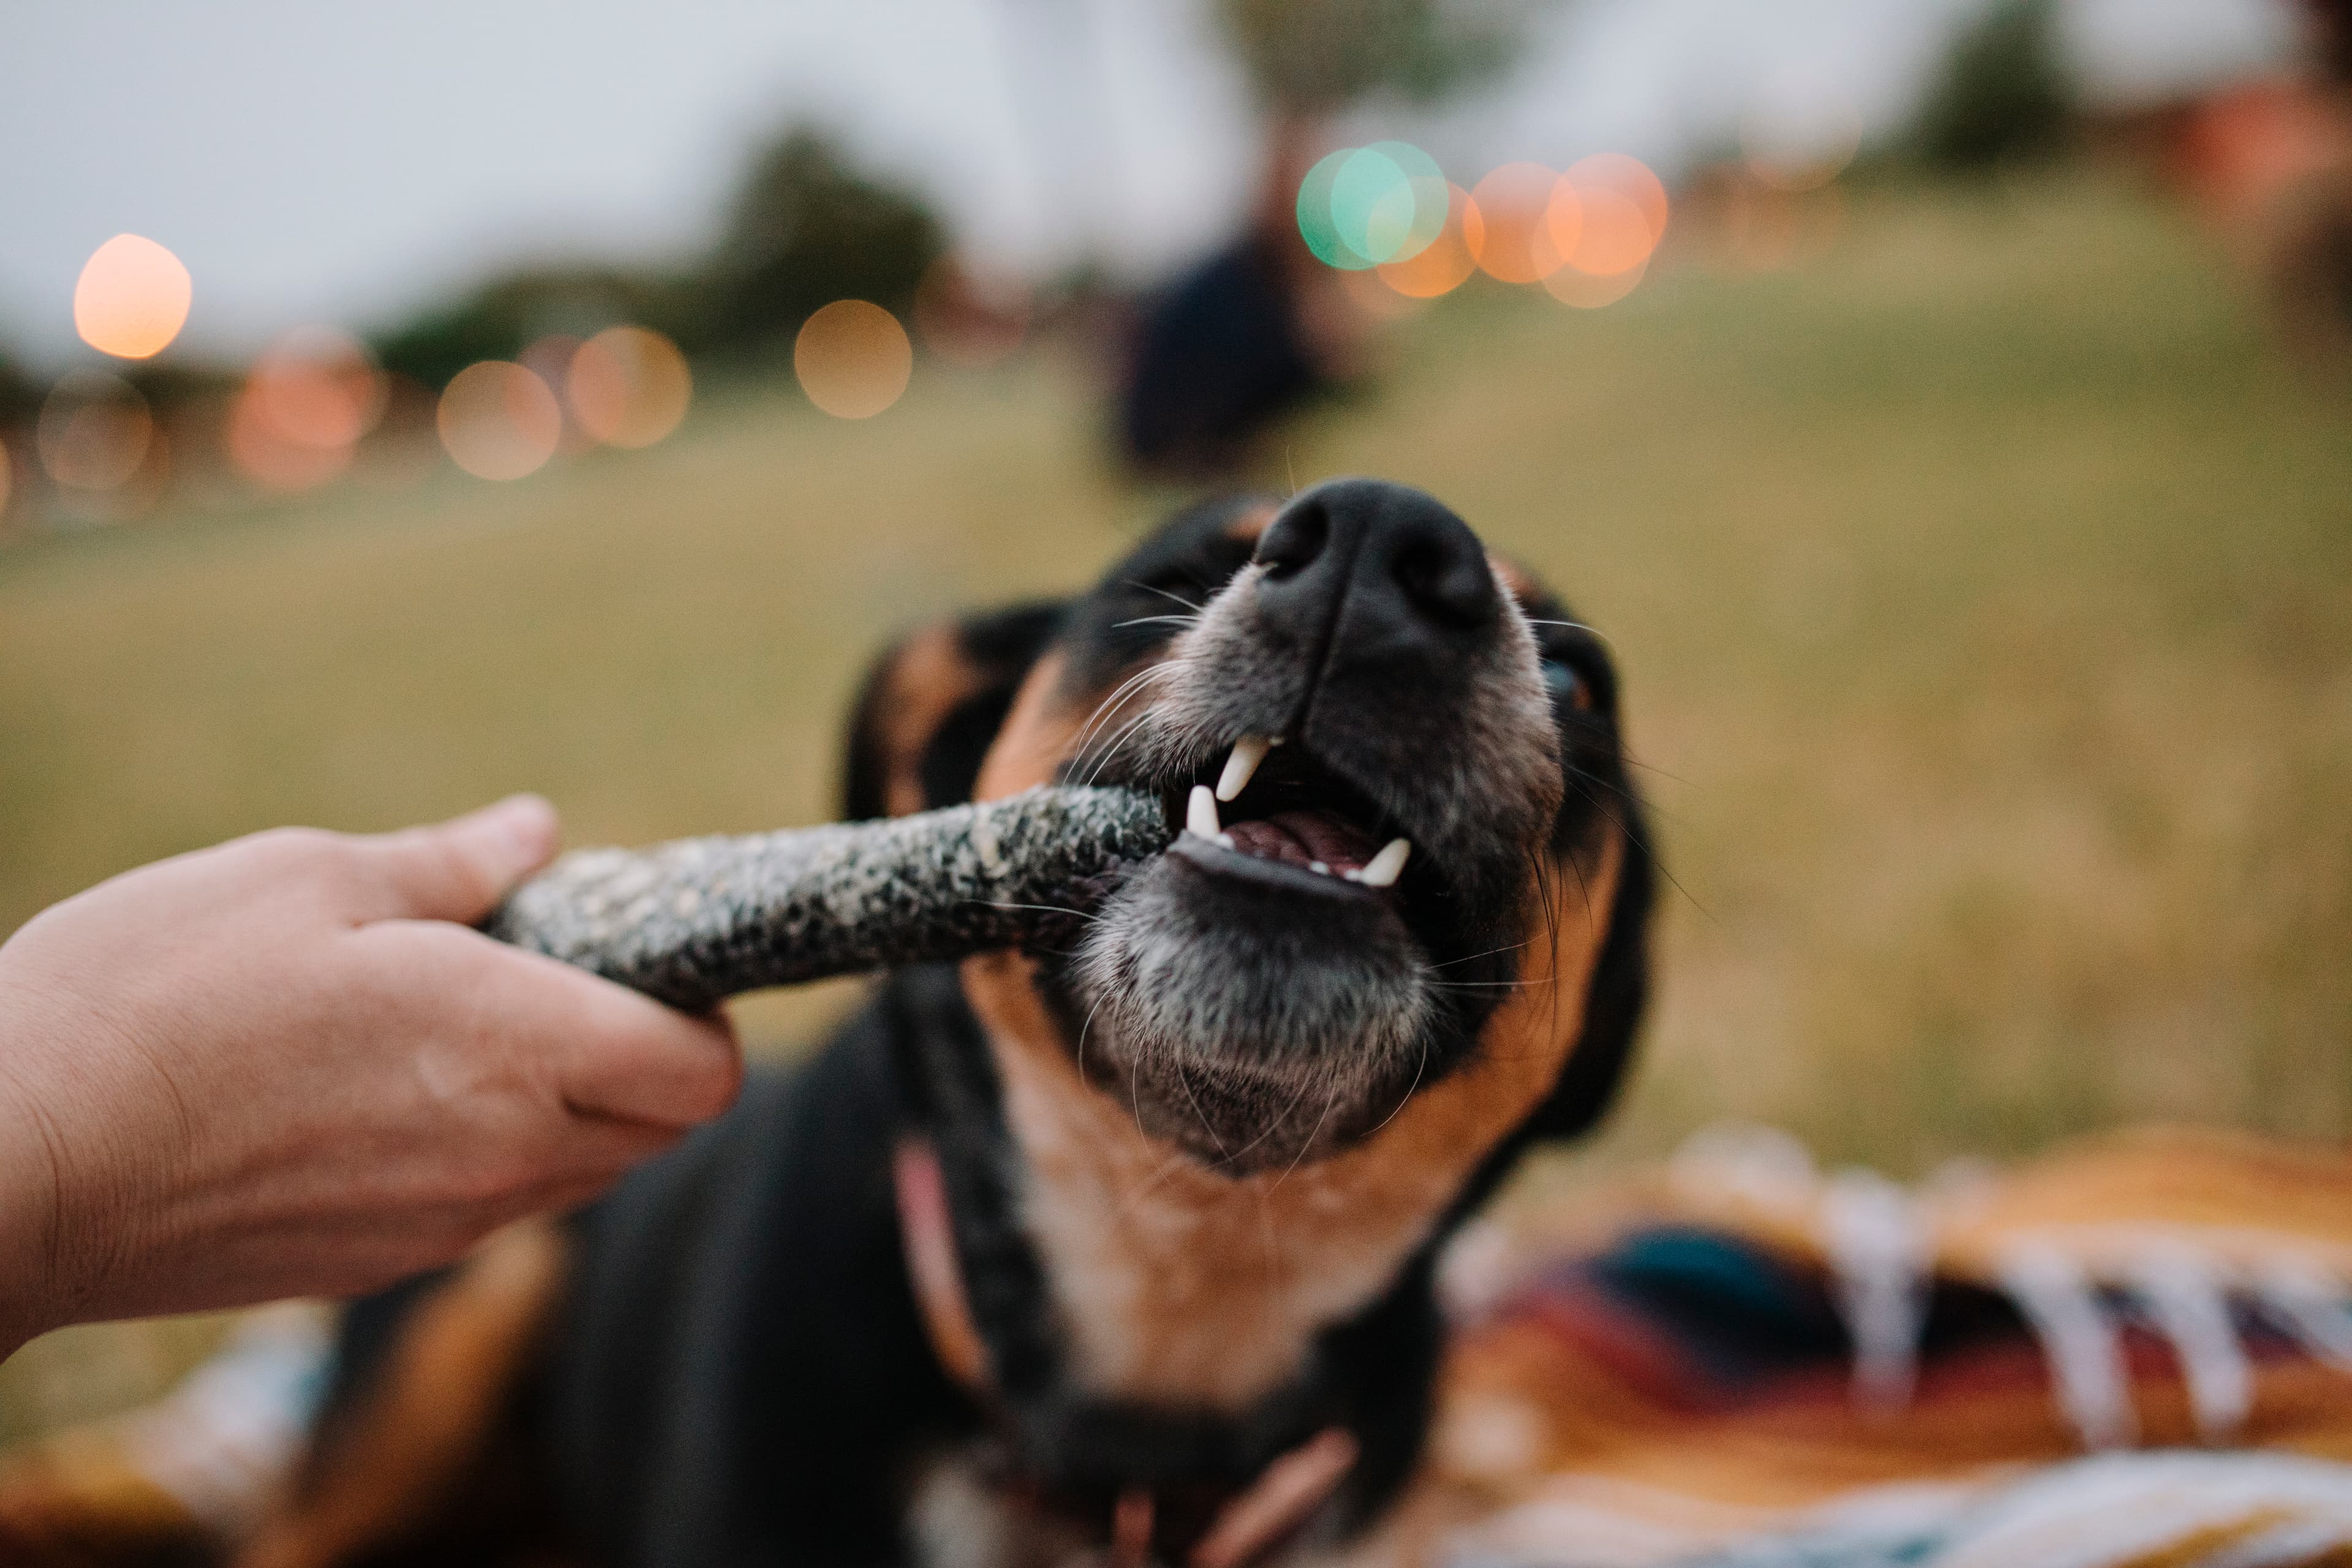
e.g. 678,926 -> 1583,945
486,785 -> 1169,1011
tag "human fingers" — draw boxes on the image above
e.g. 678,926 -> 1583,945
349,794 -> 561,925
445,937 -> 744,1131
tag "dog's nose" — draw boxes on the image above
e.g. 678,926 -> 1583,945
1252,478 -> 1502,677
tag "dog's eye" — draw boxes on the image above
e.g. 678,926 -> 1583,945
1543,658 -> 1591,711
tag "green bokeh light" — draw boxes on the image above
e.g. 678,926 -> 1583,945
1362,141 -> 1446,264
1299,143 -> 1448,271
1297,150 -> 1375,270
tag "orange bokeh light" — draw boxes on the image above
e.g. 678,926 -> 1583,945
74,235 -> 193,361
228,385 -> 352,491
568,326 -> 693,448
1565,154 -> 1670,244
795,300 -> 913,420
1550,183 -> 1655,277
1471,163 -> 1572,284
1376,183 -> 1485,299
437,361 -> 562,481
248,328 -> 386,451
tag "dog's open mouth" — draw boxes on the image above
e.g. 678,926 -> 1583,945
1156,738 -> 1415,897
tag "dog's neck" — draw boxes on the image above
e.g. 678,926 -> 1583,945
957,837 -> 1618,1414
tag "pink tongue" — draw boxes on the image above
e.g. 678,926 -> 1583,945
1223,810 -> 1376,872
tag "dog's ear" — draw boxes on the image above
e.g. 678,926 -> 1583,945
1524,807 -> 1656,1140
840,600 -> 1069,820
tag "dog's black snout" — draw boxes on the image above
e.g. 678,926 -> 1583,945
1252,502 -> 1327,580
1253,478 -> 1502,674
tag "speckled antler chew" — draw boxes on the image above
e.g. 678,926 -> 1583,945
486,786 -> 1169,1011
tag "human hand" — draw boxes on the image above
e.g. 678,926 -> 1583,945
0,797 -> 741,1355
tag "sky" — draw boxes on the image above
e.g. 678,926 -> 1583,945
0,0 -> 2297,367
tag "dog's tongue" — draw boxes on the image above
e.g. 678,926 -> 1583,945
1223,810 -> 1376,873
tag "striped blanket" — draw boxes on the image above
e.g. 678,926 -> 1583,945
3,1125 -> 2349,1567
1419,1125 -> 2352,1567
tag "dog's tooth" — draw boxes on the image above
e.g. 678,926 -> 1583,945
1358,838 -> 1412,889
1187,785 -> 1221,839
1309,861 -> 1330,875
1215,736 -> 1273,802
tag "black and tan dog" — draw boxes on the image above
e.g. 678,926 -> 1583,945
241,477 -> 1654,1568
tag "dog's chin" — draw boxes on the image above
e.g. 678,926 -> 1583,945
1066,851 -> 1436,1171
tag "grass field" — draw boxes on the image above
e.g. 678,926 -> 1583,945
4,168 -> 2349,1439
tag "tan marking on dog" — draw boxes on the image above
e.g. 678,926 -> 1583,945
960,835 -> 1621,1411
973,650 -> 1114,802
878,623 -> 992,818
1487,555 -> 1540,606
236,1221 -> 567,1568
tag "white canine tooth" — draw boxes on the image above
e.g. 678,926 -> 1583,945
1309,861 -> 1330,875
1359,838 -> 1412,889
1187,785 -> 1221,839
1216,736 -> 1273,802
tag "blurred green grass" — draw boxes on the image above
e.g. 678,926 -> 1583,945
4,170 -> 2349,1439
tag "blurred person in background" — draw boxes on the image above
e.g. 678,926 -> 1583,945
1115,121 -> 1372,478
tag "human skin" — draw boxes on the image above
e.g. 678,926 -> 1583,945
0,796 -> 741,1359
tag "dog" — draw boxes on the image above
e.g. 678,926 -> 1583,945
238,477 -> 1655,1568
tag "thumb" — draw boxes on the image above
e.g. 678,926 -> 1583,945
355,794 -> 562,924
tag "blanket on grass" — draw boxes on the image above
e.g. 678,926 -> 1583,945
4,1125 -> 2350,1567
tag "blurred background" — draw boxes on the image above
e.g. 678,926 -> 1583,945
3,0 -> 2350,1441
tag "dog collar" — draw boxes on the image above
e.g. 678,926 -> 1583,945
892,1137 -> 1360,1568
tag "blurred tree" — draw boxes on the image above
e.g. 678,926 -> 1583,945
0,346 -> 37,424
372,269 -> 703,391
368,129 -> 944,386
707,129 -> 945,356
1216,0 -> 1535,112
1912,0 -> 2076,171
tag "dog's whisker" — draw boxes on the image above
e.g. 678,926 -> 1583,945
1429,938 -> 1532,970
971,900 -> 1100,924
1068,662 -> 1173,763
1268,1086 -> 1340,1194
1365,1037 -> 1430,1137
1121,579 -> 1205,612
1172,1061 -> 1229,1158
1078,709 -> 1163,788
1522,618 -> 1616,651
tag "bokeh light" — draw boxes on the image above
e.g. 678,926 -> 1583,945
568,325 -> 692,448
1299,143 -> 1447,270
913,257 -> 1031,369
794,300 -> 912,420
1376,183 -> 1484,298
37,372 -> 154,490
248,328 -> 386,450
1549,182 -> 1653,276
1566,154 -> 1670,246
437,361 -> 562,480
73,235 -> 193,360
1469,162 -> 1567,284
1743,80 -> 1863,192
227,386 -> 351,491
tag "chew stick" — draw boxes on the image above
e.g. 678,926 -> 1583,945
485,786 -> 1169,1012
